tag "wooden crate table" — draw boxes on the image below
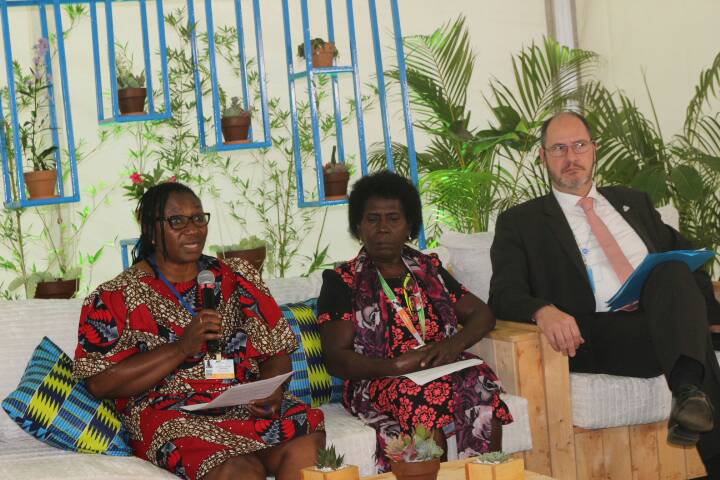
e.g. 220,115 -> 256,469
361,458 -> 555,480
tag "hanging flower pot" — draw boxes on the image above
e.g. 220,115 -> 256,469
35,278 -> 79,299
117,87 -> 147,115
211,236 -> 267,273
323,169 -> 350,200
24,169 -> 58,200
312,42 -> 338,68
323,146 -> 350,200
390,459 -> 441,480
296,38 -> 338,68
221,112 -> 252,144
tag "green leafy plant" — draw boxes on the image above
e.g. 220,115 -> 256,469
473,452 -> 511,464
384,425 -> 443,463
315,445 -> 345,470
221,96 -> 249,118
209,235 -> 267,254
116,44 -> 145,89
17,37 -> 57,171
296,37 -> 338,59
370,16 -> 597,235
580,56 -> 720,276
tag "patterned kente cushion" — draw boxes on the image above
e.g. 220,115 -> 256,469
281,298 -> 343,407
1,337 -> 132,455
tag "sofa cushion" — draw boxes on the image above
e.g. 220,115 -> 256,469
281,298 -> 343,406
570,351 -> 720,429
1,337 -> 131,455
439,230 -> 494,301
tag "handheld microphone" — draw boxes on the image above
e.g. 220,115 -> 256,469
197,270 -> 219,355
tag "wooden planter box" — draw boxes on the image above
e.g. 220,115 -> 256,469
301,465 -> 359,480
465,458 -> 524,480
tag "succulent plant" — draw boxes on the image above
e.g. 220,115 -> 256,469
384,425 -> 443,463
296,37 -> 338,59
117,66 -> 145,89
222,96 -> 249,118
315,445 -> 345,470
323,145 -> 349,174
474,451 -> 511,464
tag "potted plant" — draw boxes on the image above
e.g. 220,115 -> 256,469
297,37 -> 338,68
115,46 -> 146,115
384,425 -> 443,480
32,268 -> 80,299
465,452 -> 524,480
20,37 -> 58,199
210,235 -> 267,273
301,445 -> 359,480
221,96 -> 251,144
323,146 -> 350,200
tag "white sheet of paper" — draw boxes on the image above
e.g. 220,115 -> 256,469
181,371 -> 293,412
401,358 -> 483,386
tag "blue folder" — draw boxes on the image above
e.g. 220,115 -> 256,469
607,249 -> 717,311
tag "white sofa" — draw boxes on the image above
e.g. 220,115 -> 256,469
0,247 -> 533,479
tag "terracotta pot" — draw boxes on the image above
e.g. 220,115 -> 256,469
300,465 -> 360,480
221,113 -> 252,144
35,278 -> 78,299
218,245 -> 266,273
311,43 -> 337,68
24,169 -> 58,200
323,170 -> 350,200
118,87 -> 147,115
390,459 -> 441,480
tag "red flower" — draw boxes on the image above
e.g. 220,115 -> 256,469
423,381 -> 451,405
168,176 -> 176,182
413,405 -> 438,428
130,172 -> 143,184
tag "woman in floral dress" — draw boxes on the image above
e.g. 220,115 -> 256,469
317,171 -> 512,472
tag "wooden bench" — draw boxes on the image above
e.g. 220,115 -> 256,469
471,320 -> 707,479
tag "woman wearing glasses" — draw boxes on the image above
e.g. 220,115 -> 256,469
72,182 -> 324,480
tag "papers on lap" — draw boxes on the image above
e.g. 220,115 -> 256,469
181,371 -> 293,411
607,249 -> 716,311
399,358 -> 483,386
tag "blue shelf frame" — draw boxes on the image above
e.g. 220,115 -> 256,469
120,237 -> 139,270
187,0 -> 272,153
282,0 -> 424,247
0,0 -> 80,208
89,0 -> 172,124
282,0 -> 367,207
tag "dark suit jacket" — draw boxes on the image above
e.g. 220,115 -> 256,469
488,185 -> 720,323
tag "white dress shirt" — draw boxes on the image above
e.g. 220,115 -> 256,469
553,184 -> 649,312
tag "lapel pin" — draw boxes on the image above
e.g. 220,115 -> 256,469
623,205 -> 630,212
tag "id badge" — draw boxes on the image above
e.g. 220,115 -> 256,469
204,355 -> 235,380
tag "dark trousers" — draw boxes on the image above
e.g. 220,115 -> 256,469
569,261 -> 720,467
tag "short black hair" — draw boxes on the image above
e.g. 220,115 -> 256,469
347,170 -> 422,240
132,182 -> 199,264
540,111 -> 594,147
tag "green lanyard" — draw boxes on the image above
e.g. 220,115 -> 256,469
377,271 -> 427,346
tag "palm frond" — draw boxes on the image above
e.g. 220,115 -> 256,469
685,51 -> 720,142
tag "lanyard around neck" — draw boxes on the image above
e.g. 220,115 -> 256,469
377,270 -> 426,346
148,256 -> 198,316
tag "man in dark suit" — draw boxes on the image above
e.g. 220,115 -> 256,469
488,111 -> 720,472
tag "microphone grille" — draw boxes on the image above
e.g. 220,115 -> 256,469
197,269 -> 214,286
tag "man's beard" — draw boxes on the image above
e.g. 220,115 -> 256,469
551,169 -> 592,191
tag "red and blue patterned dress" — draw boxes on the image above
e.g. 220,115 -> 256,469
317,247 -> 512,471
73,256 -> 324,480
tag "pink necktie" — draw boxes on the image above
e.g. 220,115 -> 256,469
577,196 -> 634,285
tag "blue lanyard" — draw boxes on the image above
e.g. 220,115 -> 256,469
147,256 -> 198,316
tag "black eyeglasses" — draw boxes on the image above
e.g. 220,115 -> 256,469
546,140 -> 595,158
157,213 -> 211,230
